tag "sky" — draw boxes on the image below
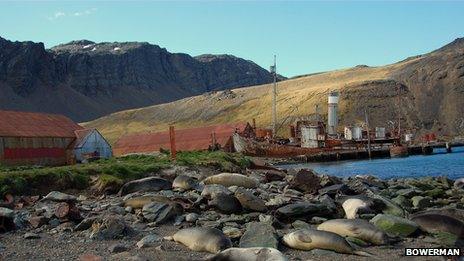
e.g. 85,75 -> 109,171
0,1 -> 463,77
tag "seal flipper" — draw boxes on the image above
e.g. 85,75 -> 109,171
296,233 -> 313,243
353,250 -> 376,258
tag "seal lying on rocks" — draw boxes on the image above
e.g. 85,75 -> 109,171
123,195 -> 171,209
172,175 -> 198,191
203,173 -> 258,188
411,213 -> 464,238
317,219 -> 388,245
282,229 -> 372,256
208,247 -> 288,261
342,198 -> 372,219
118,177 -> 172,196
165,227 -> 232,253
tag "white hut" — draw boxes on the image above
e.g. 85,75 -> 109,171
72,129 -> 112,163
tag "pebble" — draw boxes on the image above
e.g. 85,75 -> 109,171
24,232 -> 40,239
185,213 -> 199,222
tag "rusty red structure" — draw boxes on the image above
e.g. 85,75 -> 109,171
113,123 -> 255,156
0,110 -> 84,166
169,126 -> 176,160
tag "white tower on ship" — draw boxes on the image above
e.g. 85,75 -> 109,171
327,91 -> 339,136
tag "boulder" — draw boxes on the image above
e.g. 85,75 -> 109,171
292,220 -> 312,230
90,216 -> 131,240
142,202 -> 183,224
118,177 -> 172,196
29,216 -> 49,229
370,214 -> 418,237
222,227 -> 243,239
276,202 -> 332,221
318,184 -> 352,196
289,169 -> 321,194
42,191 -> 77,202
234,188 -> 267,212
411,196 -> 432,209
201,184 -> 232,199
0,207 -> 14,219
368,193 -> 406,217
208,193 -> 242,214
391,195 -> 412,210
0,207 -> 15,232
137,234 -> 161,248
239,222 -> 278,249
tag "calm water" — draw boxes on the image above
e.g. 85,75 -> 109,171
279,146 -> 464,179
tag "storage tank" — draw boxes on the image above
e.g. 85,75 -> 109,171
352,126 -> 362,140
327,92 -> 339,136
301,125 -> 321,148
375,127 -> 386,139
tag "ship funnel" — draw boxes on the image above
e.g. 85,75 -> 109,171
327,91 -> 339,136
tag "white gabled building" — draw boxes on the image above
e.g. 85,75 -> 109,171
72,129 -> 112,163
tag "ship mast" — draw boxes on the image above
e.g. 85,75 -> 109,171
271,55 -> 277,137
397,85 -> 401,141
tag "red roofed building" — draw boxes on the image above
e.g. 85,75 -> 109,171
113,123 -> 254,156
0,110 -> 100,166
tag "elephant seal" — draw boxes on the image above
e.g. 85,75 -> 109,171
172,175 -> 198,191
342,198 -> 372,219
123,195 -> 171,209
318,219 -> 387,245
203,173 -> 258,188
118,177 -> 171,196
165,227 -> 232,253
208,247 -> 288,261
411,213 -> 464,238
282,229 -> 372,256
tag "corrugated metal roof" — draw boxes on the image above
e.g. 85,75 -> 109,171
0,110 -> 83,138
113,123 -> 249,156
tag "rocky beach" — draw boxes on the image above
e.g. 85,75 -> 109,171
0,156 -> 463,261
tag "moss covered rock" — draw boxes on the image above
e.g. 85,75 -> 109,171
370,214 -> 418,237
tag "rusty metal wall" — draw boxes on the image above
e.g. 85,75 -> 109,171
0,137 -> 4,161
0,136 -> 74,166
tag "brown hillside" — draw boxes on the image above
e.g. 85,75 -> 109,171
84,38 -> 464,143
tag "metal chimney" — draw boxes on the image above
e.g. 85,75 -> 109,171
327,91 -> 339,136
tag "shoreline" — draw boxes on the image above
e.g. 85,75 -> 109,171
1,155 -> 463,260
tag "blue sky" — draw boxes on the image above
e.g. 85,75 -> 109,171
1,1 -> 463,77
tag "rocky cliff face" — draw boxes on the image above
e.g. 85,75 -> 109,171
0,37 -> 275,121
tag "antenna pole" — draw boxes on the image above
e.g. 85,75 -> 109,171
365,107 -> 372,159
271,55 -> 277,137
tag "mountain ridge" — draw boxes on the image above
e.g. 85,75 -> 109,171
0,37 -> 277,121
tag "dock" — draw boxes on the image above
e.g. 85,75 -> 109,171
293,142 -> 464,163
